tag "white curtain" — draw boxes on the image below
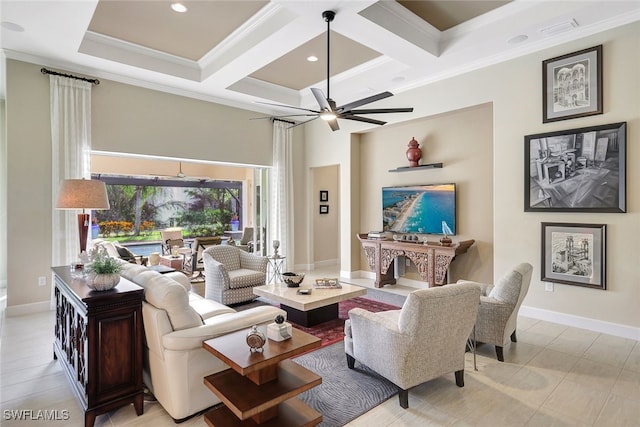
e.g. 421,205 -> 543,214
269,120 -> 294,270
50,76 -> 92,267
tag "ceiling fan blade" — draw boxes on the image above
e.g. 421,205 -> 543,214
340,115 -> 387,126
255,100 -> 320,114
311,87 -> 332,111
347,107 -> 414,114
337,91 -> 393,112
327,118 -> 340,131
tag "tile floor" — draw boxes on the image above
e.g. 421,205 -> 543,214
1,269 -> 638,426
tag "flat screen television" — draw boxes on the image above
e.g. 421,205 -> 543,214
382,183 -> 456,235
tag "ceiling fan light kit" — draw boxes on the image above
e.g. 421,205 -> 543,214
258,10 -> 413,131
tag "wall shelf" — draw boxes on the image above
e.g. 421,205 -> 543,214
389,162 -> 443,172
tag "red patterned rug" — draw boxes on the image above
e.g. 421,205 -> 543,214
290,297 -> 400,347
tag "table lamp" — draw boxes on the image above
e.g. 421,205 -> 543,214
56,179 -> 110,255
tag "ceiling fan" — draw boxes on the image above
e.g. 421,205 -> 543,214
259,10 -> 414,131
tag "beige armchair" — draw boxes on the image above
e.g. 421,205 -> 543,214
457,262 -> 533,361
344,283 -> 481,408
203,245 -> 268,305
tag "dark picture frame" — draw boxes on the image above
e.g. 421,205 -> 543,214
541,222 -> 606,290
320,190 -> 328,202
524,122 -> 626,212
543,45 -> 602,123
319,205 -> 329,214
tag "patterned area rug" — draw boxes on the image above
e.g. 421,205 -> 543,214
294,341 -> 398,427
291,297 -> 401,347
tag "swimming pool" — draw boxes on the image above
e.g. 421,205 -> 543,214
122,242 -> 163,257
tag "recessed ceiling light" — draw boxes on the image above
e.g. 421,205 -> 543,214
392,76 -> 406,83
1,21 -> 25,32
307,56 -> 318,62
171,3 -> 187,13
507,34 -> 529,45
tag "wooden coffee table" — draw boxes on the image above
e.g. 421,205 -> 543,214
202,328 -> 322,426
253,282 -> 367,327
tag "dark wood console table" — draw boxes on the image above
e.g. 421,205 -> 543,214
357,234 -> 474,288
52,266 -> 144,427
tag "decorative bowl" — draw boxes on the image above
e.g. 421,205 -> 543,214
282,272 -> 305,288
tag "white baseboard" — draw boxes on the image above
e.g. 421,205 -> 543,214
520,305 -> 640,341
314,259 -> 338,268
347,270 -> 427,289
5,300 -> 52,317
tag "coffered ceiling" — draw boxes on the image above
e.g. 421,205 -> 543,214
1,1 -> 639,119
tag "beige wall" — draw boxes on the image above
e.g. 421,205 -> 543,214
358,103 -> 494,284
312,165 -> 340,265
304,22 -> 639,333
4,60 -> 274,310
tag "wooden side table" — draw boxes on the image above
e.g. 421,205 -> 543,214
202,328 -> 322,426
52,266 -> 144,427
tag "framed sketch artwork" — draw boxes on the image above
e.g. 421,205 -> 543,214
320,190 -> 328,202
524,122 -> 626,213
541,222 -> 606,290
543,45 -> 602,123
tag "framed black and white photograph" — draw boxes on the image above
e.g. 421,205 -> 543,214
524,122 -> 626,212
543,45 -> 602,123
320,190 -> 328,202
541,222 -> 606,290
319,205 -> 329,214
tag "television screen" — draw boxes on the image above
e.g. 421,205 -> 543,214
382,183 -> 456,235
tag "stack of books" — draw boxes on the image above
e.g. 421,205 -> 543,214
367,231 -> 390,239
313,278 -> 342,289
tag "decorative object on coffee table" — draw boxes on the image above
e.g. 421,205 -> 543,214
267,314 -> 292,341
282,272 -> 305,287
246,325 -> 266,352
406,137 -> 422,167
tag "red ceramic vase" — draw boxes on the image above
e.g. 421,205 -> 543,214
406,137 -> 422,167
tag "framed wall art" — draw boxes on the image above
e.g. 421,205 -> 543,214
319,205 -> 329,214
320,190 -> 328,202
541,222 -> 606,290
524,122 -> 626,212
543,45 -> 602,123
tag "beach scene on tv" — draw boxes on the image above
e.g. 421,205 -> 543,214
382,184 -> 456,235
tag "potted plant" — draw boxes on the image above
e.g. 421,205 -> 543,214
86,249 -> 123,291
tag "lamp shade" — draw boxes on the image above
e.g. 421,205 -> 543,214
56,179 -> 110,210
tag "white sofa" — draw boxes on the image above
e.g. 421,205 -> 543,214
118,262 -> 285,421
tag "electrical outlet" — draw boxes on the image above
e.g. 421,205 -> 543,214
38,276 -> 47,287
544,282 -> 554,292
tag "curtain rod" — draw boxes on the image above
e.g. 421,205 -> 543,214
272,118 -> 295,125
41,67 -> 100,85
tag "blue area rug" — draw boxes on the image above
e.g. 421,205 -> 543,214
294,341 -> 398,427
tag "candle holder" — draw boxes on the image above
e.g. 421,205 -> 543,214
272,240 -> 280,258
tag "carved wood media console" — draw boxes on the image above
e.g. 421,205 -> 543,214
357,234 -> 474,288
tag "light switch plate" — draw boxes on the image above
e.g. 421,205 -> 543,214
544,282 -> 554,292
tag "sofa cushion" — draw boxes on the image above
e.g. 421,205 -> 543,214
120,263 -> 203,331
189,295 -> 236,320
228,269 -> 266,289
